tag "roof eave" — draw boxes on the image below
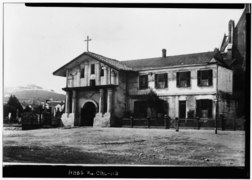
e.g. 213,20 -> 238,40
53,52 -> 87,77
132,63 -> 217,71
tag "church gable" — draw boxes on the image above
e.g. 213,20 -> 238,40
53,51 -> 133,77
66,58 -> 119,87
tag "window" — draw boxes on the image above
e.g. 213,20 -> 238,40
80,68 -> 85,78
197,70 -> 213,87
134,101 -> 147,118
91,64 -> 95,74
90,79 -> 96,87
177,71 -> 191,87
196,100 -> 213,118
139,75 -> 148,89
100,68 -> 104,77
155,73 -> 168,89
179,101 -> 186,119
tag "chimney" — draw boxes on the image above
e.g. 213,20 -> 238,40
228,20 -> 235,44
162,49 -> 166,58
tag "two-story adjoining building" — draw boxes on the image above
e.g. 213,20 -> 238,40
53,49 -> 234,128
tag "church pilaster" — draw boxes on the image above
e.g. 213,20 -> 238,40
84,63 -> 89,86
72,90 -> 77,114
99,89 -> 104,114
65,91 -> 71,114
104,67 -> 108,85
96,63 -> 101,85
107,67 -> 111,84
106,88 -> 113,113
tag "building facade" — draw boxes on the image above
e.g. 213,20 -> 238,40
53,49 -> 234,128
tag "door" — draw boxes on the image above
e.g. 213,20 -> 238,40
179,101 -> 186,119
81,102 -> 96,126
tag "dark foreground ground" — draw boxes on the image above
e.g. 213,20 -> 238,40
3,126 -> 245,166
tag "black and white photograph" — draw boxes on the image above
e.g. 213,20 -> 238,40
2,2 -> 250,178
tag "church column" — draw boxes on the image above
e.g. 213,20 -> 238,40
72,90 -> 77,114
99,89 -> 104,113
106,88 -> 113,113
65,91 -> 70,114
104,67 -> 108,84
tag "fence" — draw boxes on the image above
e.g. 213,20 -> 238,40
122,115 -> 244,130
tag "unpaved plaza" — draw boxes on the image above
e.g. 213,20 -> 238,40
3,127 -> 245,166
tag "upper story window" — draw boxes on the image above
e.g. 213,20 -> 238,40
177,71 -> 191,88
197,69 -> 213,87
80,68 -> 85,78
91,64 -> 95,74
100,68 -> 104,77
155,73 -> 168,89
139,75 -> 148,90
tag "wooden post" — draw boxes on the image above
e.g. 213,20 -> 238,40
147,116 -> 150,128
197,116 -> 200,130
221,114 -> 225,131
233,118 -> 236,131
130,116 -> 134,128
215,65 -> 219,134
164,115 -> 170,129
176,117 -> 179,132
164,115 -> 167,129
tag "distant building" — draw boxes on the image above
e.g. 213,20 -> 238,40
220,4 -> 250,117
45,100 -> 65,116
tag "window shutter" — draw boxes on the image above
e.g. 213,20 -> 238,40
139,76 -> 141,89
176,72 -> 180,87
155,74 -> 157,88
165,73 -> 168,88
209,70 -> 213,86
145,75 -> 148,88
196,100 -> 200,117
208,100 -> 213,118
197,71 -> 201,86
187,72 -> 191,87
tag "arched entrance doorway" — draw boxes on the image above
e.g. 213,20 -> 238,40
81,101 -> 97,126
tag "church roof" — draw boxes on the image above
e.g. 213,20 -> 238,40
86,52 -> 133,71
53,51 -> 134,77
54,50 -> 230,77
121,51 -> 229,70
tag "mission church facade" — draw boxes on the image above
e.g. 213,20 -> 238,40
53,46 -> 234,127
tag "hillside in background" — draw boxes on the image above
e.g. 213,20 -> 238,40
4,84 -> 65,105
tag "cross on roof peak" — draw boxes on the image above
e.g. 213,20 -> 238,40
84,35 -> 92,52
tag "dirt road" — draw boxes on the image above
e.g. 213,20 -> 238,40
3,127 -> 245,166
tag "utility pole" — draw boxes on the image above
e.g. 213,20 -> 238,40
215,64 -> 219,134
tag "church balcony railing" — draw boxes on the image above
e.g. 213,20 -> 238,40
62,84 -> 118,91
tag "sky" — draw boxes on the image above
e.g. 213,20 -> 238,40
3,3 -> 244,94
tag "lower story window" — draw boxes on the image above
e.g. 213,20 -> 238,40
196,99 -> 213,118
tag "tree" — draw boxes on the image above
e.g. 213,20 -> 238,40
145,89 -> 167,117
4,95 -> 23,122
